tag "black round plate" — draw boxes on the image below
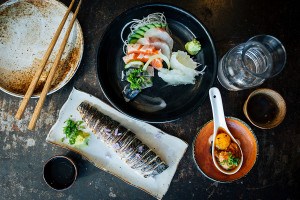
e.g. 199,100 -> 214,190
97,3 -> 217,123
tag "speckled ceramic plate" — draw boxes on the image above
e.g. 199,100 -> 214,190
193,117 -> 258,183
0,0 -> 83,98
46,88 -> 188,199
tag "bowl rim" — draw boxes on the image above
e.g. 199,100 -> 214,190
43,155 -> 78,191
96,2 -> 217,123
192,116 -> 259,183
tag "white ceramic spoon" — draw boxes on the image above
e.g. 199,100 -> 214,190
209,87 -> 243,175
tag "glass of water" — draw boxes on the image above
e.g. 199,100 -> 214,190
217,35 -> 286,91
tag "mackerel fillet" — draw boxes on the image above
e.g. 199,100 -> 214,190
77,101 -> 168,178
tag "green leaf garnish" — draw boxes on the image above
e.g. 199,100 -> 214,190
219,152 -> 240,169
126,68 -> 151,90
63,118 -> 89,145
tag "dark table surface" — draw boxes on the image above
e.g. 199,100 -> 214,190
1,0 -> 299,199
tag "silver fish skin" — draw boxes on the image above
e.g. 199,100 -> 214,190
77,101 -> 168,178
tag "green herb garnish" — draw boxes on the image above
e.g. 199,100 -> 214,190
220,152 -> 240,169
126,68 -> 151,90
63,118 -> 89,145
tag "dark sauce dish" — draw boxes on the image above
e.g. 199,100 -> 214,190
43,155 -> 77,190
243,88 -> 286,129
97,3 -> 217,123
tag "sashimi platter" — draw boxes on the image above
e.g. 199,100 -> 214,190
121,13 -> 206,101
97,4 -> 217,122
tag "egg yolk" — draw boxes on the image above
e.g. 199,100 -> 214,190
215,132 -> 231,150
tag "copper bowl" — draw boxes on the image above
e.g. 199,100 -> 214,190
192,117 -> 258,182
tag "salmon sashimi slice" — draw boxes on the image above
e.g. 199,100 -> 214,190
136,53 -> 150,62
123,43 -> 164,69
151,58 -> 163,69
123,53 -> 163,69
137,37 -> 171,59
123,53 -> 136,64
126,44 -> 159,55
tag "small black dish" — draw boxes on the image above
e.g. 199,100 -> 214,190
43,155 -> 77,190
97,3 -> 217,123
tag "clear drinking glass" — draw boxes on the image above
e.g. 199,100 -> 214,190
217,35 -> 286,91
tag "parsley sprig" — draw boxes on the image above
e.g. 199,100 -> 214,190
63,119 -> 85,145
126,68 -> 152,90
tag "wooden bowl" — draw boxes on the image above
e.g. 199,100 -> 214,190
192,117 -> 258,182
243,88 -> 286,129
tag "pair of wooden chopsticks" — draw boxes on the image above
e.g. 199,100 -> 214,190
15,0 -> 82,130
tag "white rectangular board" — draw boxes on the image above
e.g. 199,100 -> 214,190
46,88 -> 188,199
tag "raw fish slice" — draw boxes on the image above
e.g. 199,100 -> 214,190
144,28 -> 173,50
151,58 -> 163,69
151,40 -> 171,60
123,53 -> 162,67
136,53 -> 150,61
123,53 -> 136,64
127,44 -> 142,54
137,37 -> 171,59
127,44 -> 158,55
136,38 -> 149,46
77,102 -> 169,178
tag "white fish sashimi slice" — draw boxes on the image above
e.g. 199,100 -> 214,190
136,38 -> 149,45
158,68 -> 196,85
170,51 -> 200,78
144,28 -> 174,50
150,39 -> 171,60
137,37 -> 171,59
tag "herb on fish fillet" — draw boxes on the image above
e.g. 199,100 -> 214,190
63,118 -> 89,145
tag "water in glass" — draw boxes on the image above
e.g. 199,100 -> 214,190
218,41 -> 273,91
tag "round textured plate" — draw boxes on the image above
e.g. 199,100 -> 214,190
97,3 -> 217,123
0,0 -> 83,98
193,117 -> 258,182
